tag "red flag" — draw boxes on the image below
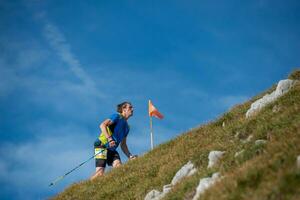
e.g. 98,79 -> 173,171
148,100 -> 164,119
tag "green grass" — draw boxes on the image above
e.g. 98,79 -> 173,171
52,70 -> 300,200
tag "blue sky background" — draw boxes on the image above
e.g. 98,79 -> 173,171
0,0 -> 299,199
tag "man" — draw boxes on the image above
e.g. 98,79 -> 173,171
90,102 -> 137,180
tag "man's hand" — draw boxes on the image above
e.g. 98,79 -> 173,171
109,140 -> 116,147
129,155 -> 138,160
108,137 -> 116,148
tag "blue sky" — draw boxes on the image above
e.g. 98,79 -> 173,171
0,0 -> 299,199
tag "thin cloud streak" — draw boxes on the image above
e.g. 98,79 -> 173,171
42,21 -> 106,100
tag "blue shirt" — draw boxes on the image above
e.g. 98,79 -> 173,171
108,113 -> 130,151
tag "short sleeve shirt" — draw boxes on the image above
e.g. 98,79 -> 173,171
108,113 -> 130,150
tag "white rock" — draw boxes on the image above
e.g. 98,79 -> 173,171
145,161 -> 197,200
234,150 -> 245,158
255,140 -> 267,146
246,79 -> 296,118
144,190 -> 162,200
297,155 -> 300,169
241,135 -> 253,144
208,151 -> 225,168
156,192 -> 167,200
247,135 -> 254,141
171,161 -> 197,185
275,79 -> 295,96
144,186 -> 171,200
192,172 -> 221,200
234,132 -> 239,139
188,168 -> 198,176
272,105 -> 280,113
162,184 -> 172,193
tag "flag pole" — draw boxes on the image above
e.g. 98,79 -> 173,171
150,116 -> 154,150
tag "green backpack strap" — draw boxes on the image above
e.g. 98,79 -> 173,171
98,126 -> 113,145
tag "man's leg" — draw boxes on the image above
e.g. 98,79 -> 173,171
90,167 -> 105,181
111,151 -> 122,168
90,158 -> 106,181
112,159 -> 122,168
91,144 -> 107,180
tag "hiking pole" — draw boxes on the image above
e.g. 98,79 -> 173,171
49,148 -> 105,187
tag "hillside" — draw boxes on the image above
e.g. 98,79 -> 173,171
52,70 -> 300,200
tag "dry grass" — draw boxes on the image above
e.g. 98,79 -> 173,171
52,70 -> 300,200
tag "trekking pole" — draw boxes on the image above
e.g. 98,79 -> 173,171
49,148 -> 105,187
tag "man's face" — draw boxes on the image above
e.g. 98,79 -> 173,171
123,104 -> 134,118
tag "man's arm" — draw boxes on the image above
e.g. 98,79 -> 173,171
121,137 -> 135,159
100,119 -> 115,147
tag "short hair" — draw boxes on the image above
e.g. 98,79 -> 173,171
117,102 -> 132,113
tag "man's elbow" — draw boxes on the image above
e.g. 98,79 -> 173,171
100,122 -> 107,129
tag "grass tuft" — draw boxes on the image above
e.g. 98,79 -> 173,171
288,69 -> 300,80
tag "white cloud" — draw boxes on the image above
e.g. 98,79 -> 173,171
42,20 -> 107,100
0,27 -> 108,119
0,37 -> 49,97
0,124 -> 95,199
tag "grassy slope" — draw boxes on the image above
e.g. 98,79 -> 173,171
53,70 -> 300,200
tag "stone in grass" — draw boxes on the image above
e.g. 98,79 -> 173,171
144,190 -> 162,200
145,161 -> 197,200
254,139 -> 267,146
234,131 -> 242,139
171,161 -> 197,185
235,131 -> 249,141
246,79 -> 296,118
162,184 -> 172,193
208,151 -> 225,169
144,187 -> 171,200
234,150 -> 245,158
272,105 -> 281,113
241,135 -> 253,144
192,172 -> 221,200
297,155 -> 300,169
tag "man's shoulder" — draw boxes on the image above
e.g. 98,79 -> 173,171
110,113 -> 120,118
109,113 -> 120,121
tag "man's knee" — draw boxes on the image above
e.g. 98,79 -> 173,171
96,167 -> 105,174
90,167 -> 105,181
112,159 -> 122,168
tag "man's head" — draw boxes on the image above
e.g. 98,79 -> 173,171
117,102 -> 133,119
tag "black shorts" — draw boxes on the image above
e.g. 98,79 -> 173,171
94,139 -> 121,168
95,149 -> 120,168
94,139 -> 121,167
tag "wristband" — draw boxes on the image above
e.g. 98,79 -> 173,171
107,137 -> 113,142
